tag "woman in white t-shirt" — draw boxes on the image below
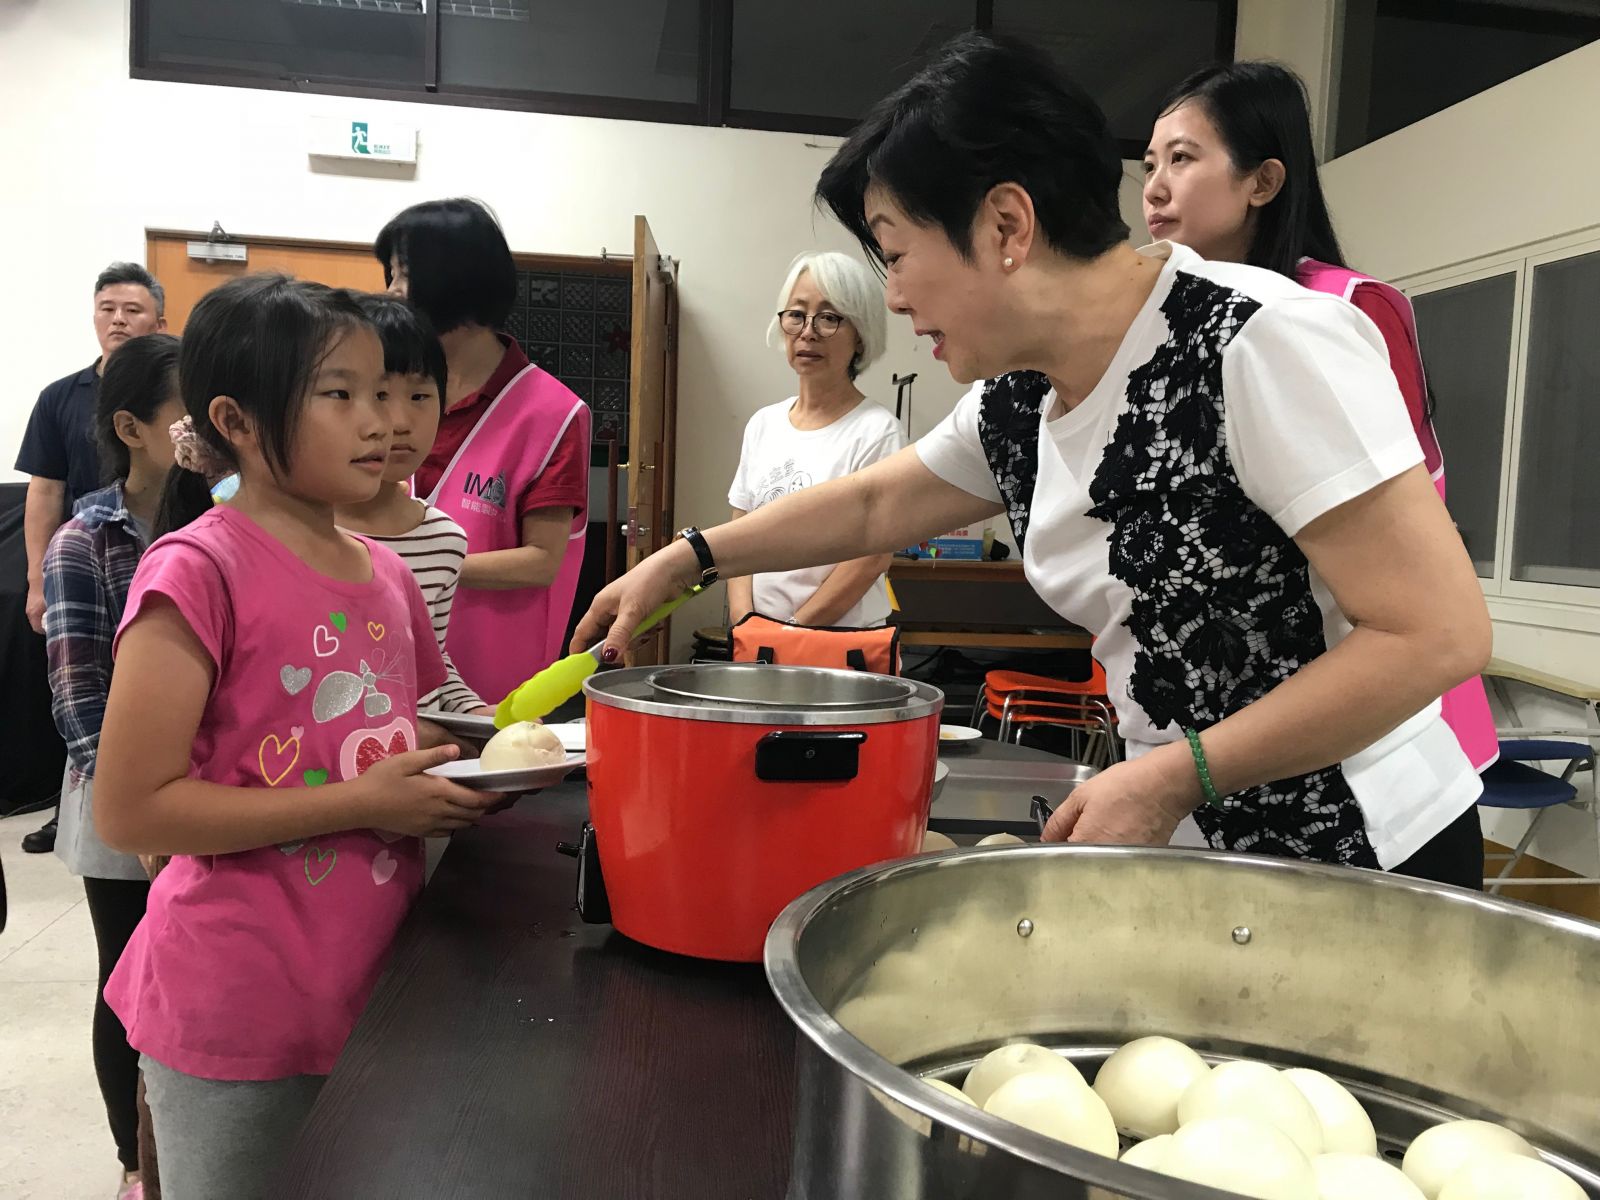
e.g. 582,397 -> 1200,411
575,36 -> 1491,887
726,252 -> 904,628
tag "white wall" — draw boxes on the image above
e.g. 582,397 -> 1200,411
1321,41 -> 1600,872
1321,39 -> 1600,282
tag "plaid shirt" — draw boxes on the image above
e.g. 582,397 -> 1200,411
42,483 -> 147,777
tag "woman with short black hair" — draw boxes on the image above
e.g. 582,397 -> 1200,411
375,198 -> 590,702
575,34 -> 1492,887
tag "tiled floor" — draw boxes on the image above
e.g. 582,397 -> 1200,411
0,810 -> 125,1200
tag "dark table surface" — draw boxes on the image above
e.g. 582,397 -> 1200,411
278,738 -> 1067,1198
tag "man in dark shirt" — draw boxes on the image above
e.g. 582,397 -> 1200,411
14,262 -> 165,852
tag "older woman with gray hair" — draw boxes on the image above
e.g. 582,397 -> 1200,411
725,251 -> 903,628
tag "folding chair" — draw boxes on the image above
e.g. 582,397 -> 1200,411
1481,731 -> 1598,893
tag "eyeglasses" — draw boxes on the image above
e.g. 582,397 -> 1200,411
777,309 -> 847,338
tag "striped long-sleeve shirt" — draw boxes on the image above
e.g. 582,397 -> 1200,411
361,504 -> 485,713
42,484 -> 146,776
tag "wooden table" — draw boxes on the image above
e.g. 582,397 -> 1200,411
275,786 -> 797,1199
275,740 -> 1067,1198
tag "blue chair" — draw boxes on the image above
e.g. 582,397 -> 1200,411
1480,737 -> 1596,893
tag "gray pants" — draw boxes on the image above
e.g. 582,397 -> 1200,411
140,1054 -> 325,1200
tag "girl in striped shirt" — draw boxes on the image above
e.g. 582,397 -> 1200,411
336,295 -> 489,716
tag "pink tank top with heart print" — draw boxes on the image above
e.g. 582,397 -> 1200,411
104,504 -> 446,1080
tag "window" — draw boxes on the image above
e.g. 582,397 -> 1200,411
1337,1 -> 1600,156
442,0 -> 701,107
991,0 -> 1235,152
727,0 -> 972,132
132,1 -> 1236,145
1411,271 -> 1517,577
1406,234 -> 1600,614
139,0 -> 428,87
1511,250 -> 1600,589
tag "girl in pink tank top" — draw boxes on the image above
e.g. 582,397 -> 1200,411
94,275 -> 498,1198
1141,61 -> 1498,781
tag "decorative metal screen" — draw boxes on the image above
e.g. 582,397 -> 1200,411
509,267 -> 631,459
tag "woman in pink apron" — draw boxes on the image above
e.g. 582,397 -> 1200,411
1141,61 -> 1499,784
375,199 -> 590,703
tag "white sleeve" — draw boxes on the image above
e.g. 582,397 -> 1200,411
854,417 -> 907,471
913,382 -> 1004,504
727,412 -> 758,511
1222,296 -> 1423,537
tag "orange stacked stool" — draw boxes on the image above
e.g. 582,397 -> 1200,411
970,657 -> 1121,766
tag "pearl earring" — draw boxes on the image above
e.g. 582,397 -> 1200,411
1003,256 -> 1015,269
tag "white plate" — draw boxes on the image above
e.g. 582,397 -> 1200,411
426,753 -> 585,793
938,724 -> 983,744
419,710 -> 497,740
931,760 -> 950,803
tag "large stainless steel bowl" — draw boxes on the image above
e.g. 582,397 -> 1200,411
765,846 -> 1600,1200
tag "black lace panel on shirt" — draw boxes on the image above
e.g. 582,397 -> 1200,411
1085,274 -> 1379,867
976,371 -> 1052,552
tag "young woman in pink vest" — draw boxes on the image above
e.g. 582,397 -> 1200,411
1141,62 -> 1499,867
375,199 -> 590,704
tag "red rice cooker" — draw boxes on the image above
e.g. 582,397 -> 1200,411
579,663 -> 943,962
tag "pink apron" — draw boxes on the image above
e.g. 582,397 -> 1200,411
424,363 -> 590,704
1298,259 -> 1498,772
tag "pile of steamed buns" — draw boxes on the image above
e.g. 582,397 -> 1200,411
922,1037 -> 1580,1200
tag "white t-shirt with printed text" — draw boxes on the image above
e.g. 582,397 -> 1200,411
729,398 -> 904,628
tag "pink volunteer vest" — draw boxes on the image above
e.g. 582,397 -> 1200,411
425,363 -> 590,704
1297,259 -> 1498,772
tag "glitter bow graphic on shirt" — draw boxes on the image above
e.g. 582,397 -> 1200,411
311,648 -> 402,724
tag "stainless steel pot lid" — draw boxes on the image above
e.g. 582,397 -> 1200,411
584,663 -> 942,726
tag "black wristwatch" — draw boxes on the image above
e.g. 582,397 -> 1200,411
676,526 -> 719,587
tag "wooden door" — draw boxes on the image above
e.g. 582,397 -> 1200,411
624,216 -> 678,666
145,232 -> 385,331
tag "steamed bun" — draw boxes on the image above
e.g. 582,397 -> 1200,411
479,721 -> 566,771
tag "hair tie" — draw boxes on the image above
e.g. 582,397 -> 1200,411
168,415 -> 232,484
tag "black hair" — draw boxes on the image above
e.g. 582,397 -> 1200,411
96,333 -> 180,484
95,261 -> 166,318
355,294 -> 448,407
155,274 -> 369,537
1156,61 -> 1346,279
816,33 -> 1129,267
373,198 -> 516,334
1154,64 -> 1443,418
